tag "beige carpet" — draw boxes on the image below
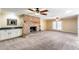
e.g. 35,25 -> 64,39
0,31 -> 78,50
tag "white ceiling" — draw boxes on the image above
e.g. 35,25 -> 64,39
1,8 -> 27,12
1,8 -> 79,19
39,8 -> 79,19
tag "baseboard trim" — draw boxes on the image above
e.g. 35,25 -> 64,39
45,30 -> 78,35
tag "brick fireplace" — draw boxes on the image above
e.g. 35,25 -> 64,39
22,15 -> 40,36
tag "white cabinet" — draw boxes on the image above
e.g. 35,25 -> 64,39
0,30 -> 9,40
16,29 -> 22,36
0,29 -> 22,41
9,29 -> 22,38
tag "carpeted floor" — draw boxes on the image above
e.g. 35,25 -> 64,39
0,31 -> 78,50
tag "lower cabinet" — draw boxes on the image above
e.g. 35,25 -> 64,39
0,30 -> 9,40
0,29 -> 22,41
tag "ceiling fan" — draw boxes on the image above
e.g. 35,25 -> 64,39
28,8 -> 48,16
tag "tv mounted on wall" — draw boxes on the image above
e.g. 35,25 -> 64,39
7,19 -> 17,25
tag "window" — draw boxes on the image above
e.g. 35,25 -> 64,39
7,19 -> 17,25
52,21 -> 57,30
52,21 -> 62,30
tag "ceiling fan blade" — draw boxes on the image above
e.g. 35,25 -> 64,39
40,11 -> 48,15
42,14 -> 47,15
40,13 -> 47,15
40,10 -> 48,12
28,8 -> 34,12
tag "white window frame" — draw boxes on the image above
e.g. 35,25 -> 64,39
52,21 -> 62,30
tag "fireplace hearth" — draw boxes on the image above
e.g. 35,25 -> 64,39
30,26 -> 37,32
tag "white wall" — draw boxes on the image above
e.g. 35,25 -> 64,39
77,15 -> 79,39
0,10 -> 23,40
0,11 -> 23,28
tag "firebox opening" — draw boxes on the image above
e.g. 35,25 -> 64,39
30,26 -> 37,32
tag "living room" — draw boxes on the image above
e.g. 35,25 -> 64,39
0,8 -> 78,50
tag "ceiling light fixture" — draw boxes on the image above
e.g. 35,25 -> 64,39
35,13 -> 40,16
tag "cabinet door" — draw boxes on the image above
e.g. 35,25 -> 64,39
7,29 -> 17,38
12,29 -> 18,37
8,29 -> 22,38
0,30 -> 8,40
7,30 -> 14,39
0,31 -> 2,40
0,29 -> 22,41
17,29 -> 22,36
